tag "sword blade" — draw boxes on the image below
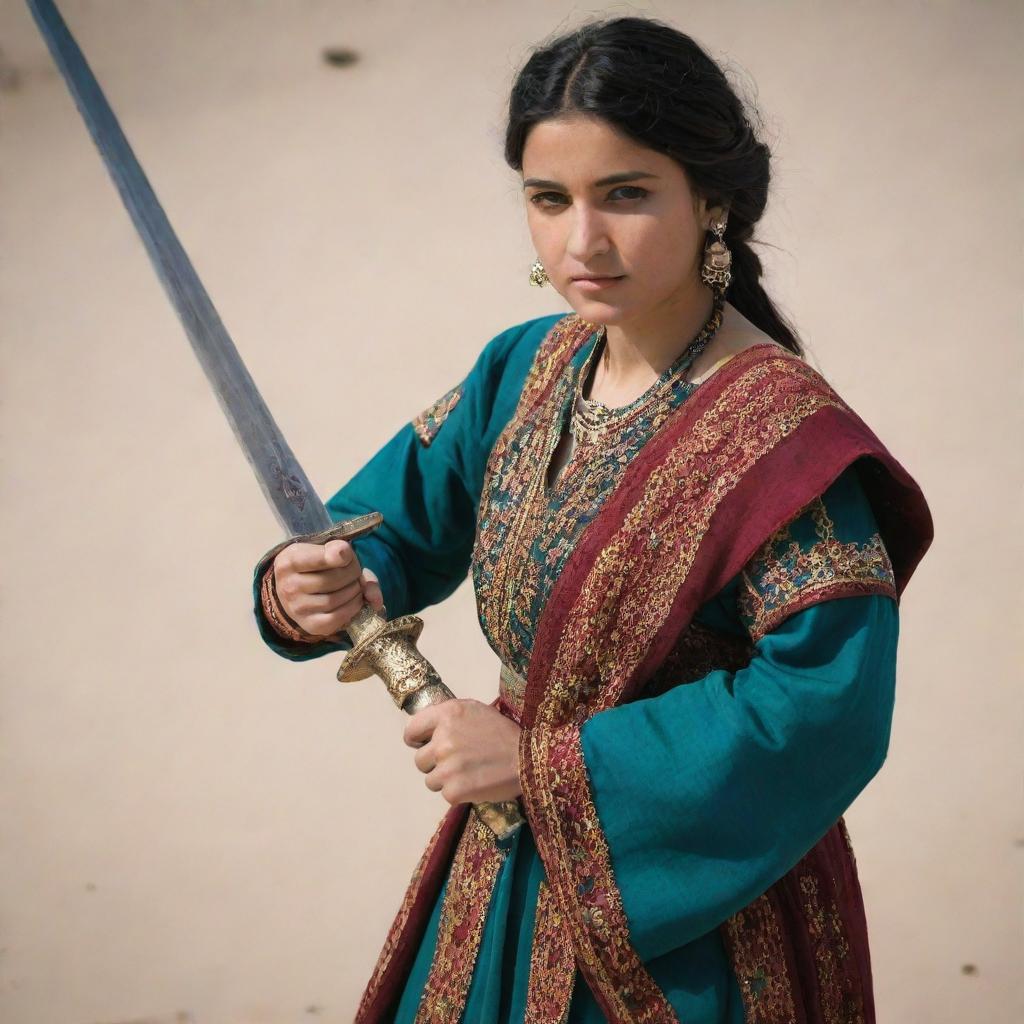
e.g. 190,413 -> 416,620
27,0 -> 331,536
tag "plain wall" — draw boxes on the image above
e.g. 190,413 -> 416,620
1,1 -> 1020,1021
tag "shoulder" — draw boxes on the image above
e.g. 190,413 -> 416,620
473,311 -> 578,379
705,339 -> 850,413
468,311 -> 593,411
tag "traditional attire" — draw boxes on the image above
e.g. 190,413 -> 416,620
252,312 -> 932,1024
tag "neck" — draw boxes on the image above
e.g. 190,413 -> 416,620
600,281 -> 717,388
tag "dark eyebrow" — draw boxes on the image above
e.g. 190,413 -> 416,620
521,171 -> 659,190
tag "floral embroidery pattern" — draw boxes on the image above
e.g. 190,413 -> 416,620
472,315 -> 598,673
521,723 -> 681,1022
525,880 -> 577,1024
739,495 -> 897,642
799,872 -> 863,1024
528,354 -> 845,723
719,892 -> 799,1022
412,380 -> 465,447
413,815 -> 509,1024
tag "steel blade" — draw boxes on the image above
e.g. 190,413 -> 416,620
27,0 -> 331,536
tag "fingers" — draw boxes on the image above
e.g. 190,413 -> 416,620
272,536 -> 392,637
291,565 -> 358,594
404,706 -> 439,749
413,745 -> 437,774
287,539 -> 355,573
287,578 -> 363,616
361,566 -> 386,614
275,541 -> 361,596
300,588 -> 366,636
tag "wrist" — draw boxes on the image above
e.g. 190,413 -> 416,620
260,563 -> 323,644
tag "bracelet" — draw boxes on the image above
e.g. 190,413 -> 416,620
259,562 -> 326,645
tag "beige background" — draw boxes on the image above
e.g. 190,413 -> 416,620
1,1 -> 1020,1022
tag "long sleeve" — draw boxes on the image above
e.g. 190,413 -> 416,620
575,465 -> 900,964
250,313 -> 565,661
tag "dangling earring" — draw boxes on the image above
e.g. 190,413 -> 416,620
528,258 -> 549,287
700,218 -> 732,297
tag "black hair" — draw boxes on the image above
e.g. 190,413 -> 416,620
504,15 -> 802,355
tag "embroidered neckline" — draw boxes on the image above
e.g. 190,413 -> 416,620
571,294 -> 725,446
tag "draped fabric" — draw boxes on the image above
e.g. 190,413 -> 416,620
251,312 -> 933,1023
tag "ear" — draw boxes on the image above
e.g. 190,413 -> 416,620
693,192 -> 727,230
704,202 -> 729,230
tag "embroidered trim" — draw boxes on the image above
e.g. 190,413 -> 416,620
354,813 -> 452,1021
499,662 -> 528,723
472,314 -> 606,672
719,892 -> 799,1022
413,815 -> 509,1023
799,872 -> 863,1024
520,723 -> 680,1022
412,381 -> 465,447
525,880 -> 577,1024
530,354 -> 843,722
738,495 -> 897,642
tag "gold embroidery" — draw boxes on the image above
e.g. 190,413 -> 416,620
413,815 -> 509,1023
412,380 -> 465,448
720,894 -> 799,1021
474,315 -> 597,670
525,880 -> 577,1024
534,355 -> 842,723
499,662 -> 528,722
738,495 -> 897,642
799,873 -> 864,1024
522,724 -> 680,1022
359,323 -> 888,1023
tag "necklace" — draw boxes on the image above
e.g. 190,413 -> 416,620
571,293 -> 725,446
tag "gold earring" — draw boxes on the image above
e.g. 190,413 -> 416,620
529,258 -> 549,287
700,218 -> 732,296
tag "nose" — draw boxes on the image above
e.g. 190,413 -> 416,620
565,203 -> 611,264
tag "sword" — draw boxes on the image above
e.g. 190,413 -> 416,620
27,0 -> 523,841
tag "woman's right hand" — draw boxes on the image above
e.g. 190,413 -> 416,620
271,539 -> 385,638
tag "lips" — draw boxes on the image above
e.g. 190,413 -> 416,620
572,275 -> 625,291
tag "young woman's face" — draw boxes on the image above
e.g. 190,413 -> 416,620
521,114 -> 716,325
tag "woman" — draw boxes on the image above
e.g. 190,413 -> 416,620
251,16 -> 932,1024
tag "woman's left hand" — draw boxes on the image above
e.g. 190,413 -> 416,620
403,698 -> 523,805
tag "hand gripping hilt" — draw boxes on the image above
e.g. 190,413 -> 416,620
264,512 -> 525,842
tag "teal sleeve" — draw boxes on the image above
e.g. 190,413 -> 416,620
577,465 -> 900,963
251,313 -> 566,661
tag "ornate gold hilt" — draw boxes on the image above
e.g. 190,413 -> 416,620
263,512 -> 524,842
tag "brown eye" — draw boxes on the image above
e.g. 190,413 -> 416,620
529,192 -> 568,207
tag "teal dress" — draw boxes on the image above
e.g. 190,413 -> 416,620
252,314 -> 900,1024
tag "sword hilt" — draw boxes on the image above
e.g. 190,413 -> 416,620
265,513 -> 525,841
337,604 -> 524,840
